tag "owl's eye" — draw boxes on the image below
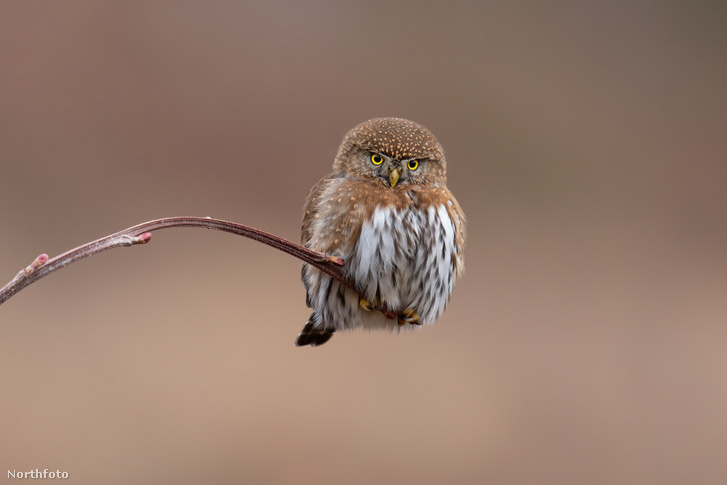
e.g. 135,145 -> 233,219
407,159 -> 419,170
371,153 -> 384,165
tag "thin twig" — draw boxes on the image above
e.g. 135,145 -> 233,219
0,217 -> 349,306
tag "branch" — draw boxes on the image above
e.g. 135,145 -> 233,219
0,217 -> 349,306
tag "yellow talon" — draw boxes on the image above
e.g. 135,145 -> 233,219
359,297 -> 378,312
397,308 -> 421,326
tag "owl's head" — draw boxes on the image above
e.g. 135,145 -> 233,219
333,118 -> 446,188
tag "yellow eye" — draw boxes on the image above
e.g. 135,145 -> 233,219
407,159 -> 419,170
371,153 -> 384,165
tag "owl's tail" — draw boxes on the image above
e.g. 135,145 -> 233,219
295,314 -> 335,347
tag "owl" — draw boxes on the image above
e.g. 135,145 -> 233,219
296,118 -> 466,346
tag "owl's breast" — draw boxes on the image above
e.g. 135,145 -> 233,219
347,201 -> 460,324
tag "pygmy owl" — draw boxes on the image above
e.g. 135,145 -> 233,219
296,118 -> 465,346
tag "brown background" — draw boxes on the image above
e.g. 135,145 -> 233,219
1,1 -> 726,484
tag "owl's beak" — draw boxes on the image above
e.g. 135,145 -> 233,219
388,166 -> 401,188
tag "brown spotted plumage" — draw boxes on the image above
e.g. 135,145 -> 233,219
296,118 -> 466,346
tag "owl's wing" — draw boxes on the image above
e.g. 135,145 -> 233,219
433,185 -> 467,278
301,173 -> 337,246
301,173 -> 369,260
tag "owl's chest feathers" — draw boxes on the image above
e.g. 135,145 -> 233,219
308,177 -> 427,255
348,202 -> 457,320
308,178 -> 458,316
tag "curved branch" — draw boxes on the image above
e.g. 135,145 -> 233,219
0,217 -> 349,306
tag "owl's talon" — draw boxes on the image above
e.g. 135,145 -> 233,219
359,297 -> 378,312
360,297 -> 397,319
398,309 -> 421,326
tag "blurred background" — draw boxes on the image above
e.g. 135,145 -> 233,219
1,1 -> 725,483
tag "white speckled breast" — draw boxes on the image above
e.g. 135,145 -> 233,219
304,203 -> 460,332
